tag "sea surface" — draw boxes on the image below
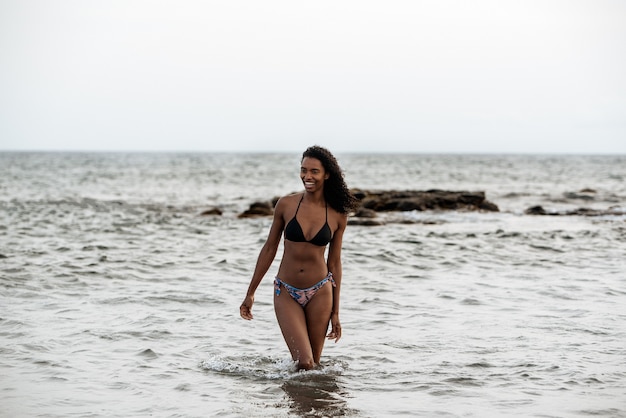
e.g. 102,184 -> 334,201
1,152 -> 625,418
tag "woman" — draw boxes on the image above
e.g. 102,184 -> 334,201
240,146 -> 359,370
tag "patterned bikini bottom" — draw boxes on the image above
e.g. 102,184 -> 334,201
274,272 -> 335,307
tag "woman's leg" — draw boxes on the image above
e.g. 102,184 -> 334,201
274,286 -> 315,370
303,281 -> 333,364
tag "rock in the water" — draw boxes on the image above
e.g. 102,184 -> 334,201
199,207 -> 223,216
354,189 -> 499,212
238,201 -> 274,218
524,205 -> 549,215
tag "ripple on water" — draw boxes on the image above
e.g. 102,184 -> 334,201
199,354 -> 346,381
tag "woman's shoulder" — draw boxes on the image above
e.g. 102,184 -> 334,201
275,192 -> 302,211
278,192 -> 303,204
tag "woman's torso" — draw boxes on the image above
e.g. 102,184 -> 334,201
277,193 -> 337,287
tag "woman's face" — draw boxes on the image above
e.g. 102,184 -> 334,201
300,157 -> 329,192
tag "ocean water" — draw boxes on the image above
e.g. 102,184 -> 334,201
1,152 -> 625,418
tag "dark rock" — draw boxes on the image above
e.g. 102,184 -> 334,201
354,189 -> 499,212
199,207 -> 223,216
238,201 -> 274,218
525,205 -> 549,215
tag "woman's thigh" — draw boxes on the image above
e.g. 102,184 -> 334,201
274,288 -> 313,362
304,282 -> 333,363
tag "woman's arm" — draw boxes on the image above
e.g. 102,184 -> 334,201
240,198 -> 285,320
326,213 -> 347,341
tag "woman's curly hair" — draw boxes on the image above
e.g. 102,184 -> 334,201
302,145 -> 359,214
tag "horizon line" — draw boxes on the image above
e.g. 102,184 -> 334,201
1,148 -> 625,156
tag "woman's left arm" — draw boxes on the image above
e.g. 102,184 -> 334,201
326,213 -> 348,342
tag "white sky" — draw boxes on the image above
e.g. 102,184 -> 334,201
1,0 -> 625,153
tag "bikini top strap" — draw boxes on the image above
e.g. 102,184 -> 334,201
294,194 -> 304,215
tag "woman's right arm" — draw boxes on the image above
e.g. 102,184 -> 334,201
240,198 -> 286,320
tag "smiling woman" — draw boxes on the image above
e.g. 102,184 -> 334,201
239,145 -> 359,370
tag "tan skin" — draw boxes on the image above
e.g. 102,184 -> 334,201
240,157 -> 347,370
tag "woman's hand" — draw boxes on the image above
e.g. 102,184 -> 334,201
326,312 -> 342,342
240,295 -> 254,320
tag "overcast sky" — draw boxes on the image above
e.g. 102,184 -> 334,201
1,0 -> 625,154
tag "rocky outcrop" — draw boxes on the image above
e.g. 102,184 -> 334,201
353,189 -> 499,212
235,189 -> 499,219
222,189 -> 625,221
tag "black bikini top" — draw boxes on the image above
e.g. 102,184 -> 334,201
284,195 -> 332,246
